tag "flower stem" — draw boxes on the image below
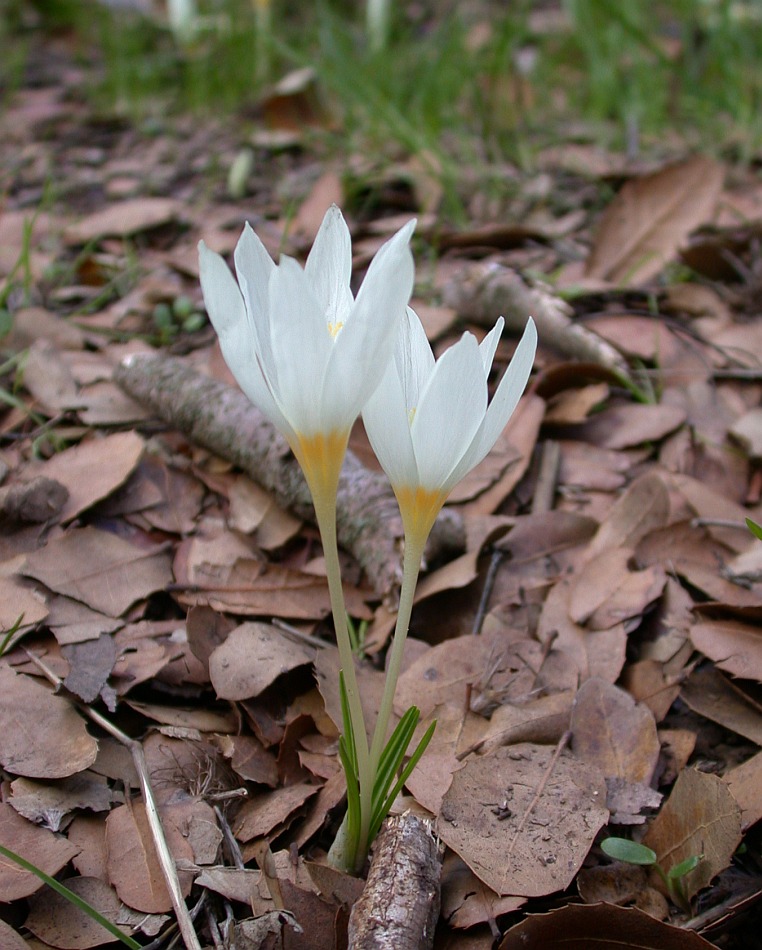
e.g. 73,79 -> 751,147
369,529 -> 427,776
312,494 -> 373,870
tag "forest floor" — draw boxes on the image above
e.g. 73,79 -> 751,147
2,4 -> 762,949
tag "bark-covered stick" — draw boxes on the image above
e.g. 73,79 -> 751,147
114,353 -> 464,604
441,261 -> 631,378
348,813 -> 442,950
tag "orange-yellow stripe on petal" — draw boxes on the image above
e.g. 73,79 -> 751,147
395,484 -> 449,547
293,429 -> 350,503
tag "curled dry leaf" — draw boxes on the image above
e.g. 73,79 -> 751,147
499,901 -> 718,949
0,664 -> 98,779
437,743 -> 608,898
642,768 -> 743,902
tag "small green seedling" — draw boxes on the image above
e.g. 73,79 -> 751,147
746,517 -> 762,542
601,836 -> 702,912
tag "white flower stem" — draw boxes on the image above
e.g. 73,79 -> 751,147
312,494 -> 373,870
369,528 -> 427,775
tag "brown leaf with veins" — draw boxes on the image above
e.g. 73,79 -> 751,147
643,768 -> 742,901
0,664 -> 98,779
437,742 -> 608,897
571,678 -> 660,785
0,803 -> 79,901
22,526 -> 173,617
585,156 -> 724,285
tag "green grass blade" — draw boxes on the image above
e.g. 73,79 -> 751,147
338,670 -> 358,776
0,844 -> 140,949
372,706 -> 420,811
370,719 -> 436,841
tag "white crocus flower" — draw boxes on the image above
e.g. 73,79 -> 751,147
363,307 -> 537,546
363,308 -> 537,776
198,205 -> 415,502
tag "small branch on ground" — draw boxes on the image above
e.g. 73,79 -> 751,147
348,813 -> 443,950
114,353 -> 464,605
441,262 -> 631,379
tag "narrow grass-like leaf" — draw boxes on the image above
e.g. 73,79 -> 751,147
372,706 -> 420,811
746,518 -> 762,541
370,719 -> 436,841
338,671 -> 358,777
0,844 -> 140,949
338,734 -> 361,848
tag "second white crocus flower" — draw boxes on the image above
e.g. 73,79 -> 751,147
363,308 -> 538,545
363,307 -> 537,774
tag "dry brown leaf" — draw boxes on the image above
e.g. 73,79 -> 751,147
689,619 -> 762,681
440,853 -> 525,929
0,920 -> 29,950
585,472 -> 671,560
291,170 -> 344,241
681,666 -> 762,745
9,773 -> 112,832
642,767 -> 742,901
22,526 -> 173,617
208,622 -> 316,701
39,431 -> 144,522
499,901 -> 717,948
0,664 -> 98,779
25,876 -> 132,949
0,802 -> 79,900
724,749 -> 762,831
536,578 -> 627,684
437,743 -> 608,897
105,802 -> 194,913
68,815 -> 109,879
571,678 -> 660,785
585,156 -> 724,285
570,403 -> 686,450
63,197 -> 182,245
227,475 -> 302,549
232,782 -> 319,844
0,576 -> 49,632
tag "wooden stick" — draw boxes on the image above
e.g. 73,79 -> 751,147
441,261 -> 631,378
114,353 -> 464,605
348,813 -> 442,950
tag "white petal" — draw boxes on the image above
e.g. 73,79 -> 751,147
199,240 -> 247,339
198,241 -> 293,437
233,223 -> 275,330
319,220 -> 415,425
478,317 -> 505,376
304,205 -> 354,324
267,257 -> 334,435
363,359 -> 419,489
411,333 -> 487,489
395,307 -> 435,411
452,317 -> 537,479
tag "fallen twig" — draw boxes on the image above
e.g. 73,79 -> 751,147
115,353 -> 464,605
441,261 -> 631,379
348,813 -> 443,950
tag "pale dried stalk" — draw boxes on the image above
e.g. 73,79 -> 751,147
115,353 -> 464,605
23,651 -> 202,950
348,813 -> 442,950
441,261 -> 631,378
